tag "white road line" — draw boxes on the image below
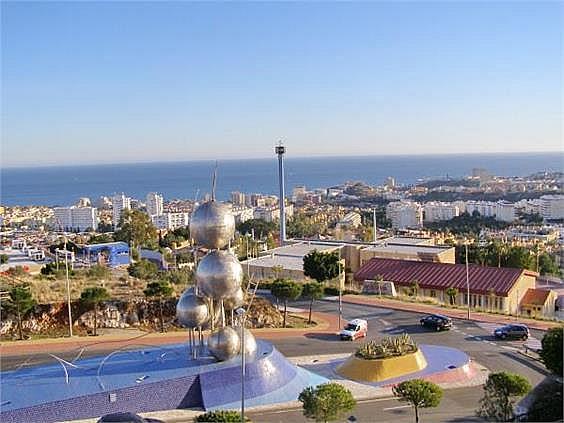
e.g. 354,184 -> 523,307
488,342 -> 497,346
379,319 -> 391,326
383,405 -> 412,411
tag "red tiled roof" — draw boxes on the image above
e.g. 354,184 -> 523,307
520,288 -> 551,306
354,258 -> 532,297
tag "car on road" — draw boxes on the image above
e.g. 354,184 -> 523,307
419,314 -> 452,331
340,319 -> 368,341
493,324 -> 529,340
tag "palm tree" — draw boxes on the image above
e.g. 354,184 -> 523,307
80,287 -> 110,336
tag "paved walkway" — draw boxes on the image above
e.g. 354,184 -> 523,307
340,295 -> 561,331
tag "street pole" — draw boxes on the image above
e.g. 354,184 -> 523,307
338,248 -> 342,330
465,243 -> 470,320
236,307 -> 246,423
64,235 -> 73,337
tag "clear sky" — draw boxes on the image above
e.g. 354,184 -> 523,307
1,1 -> 562,167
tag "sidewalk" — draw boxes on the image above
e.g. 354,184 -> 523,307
341,294 -> 561,331
0,309 -> 340,357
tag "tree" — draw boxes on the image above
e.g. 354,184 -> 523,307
87,233 -> 114,244
538,253 -> 561,277
539,327 -> 563,376
445,287 -> 458,306
128,259 -> 158,280
303,250 -> 342,283
80,287 -> 110,336
144,280 -> 173,332
3,285 -> 36,340
0,254 -> 8,264
114,209 -> 158,249
236,219 -> 276,239
393,379 -> 443,423
270,279 -> 303,328
299,382 -> 356,423
477,372 -> 531,422
302,282 -> 324,324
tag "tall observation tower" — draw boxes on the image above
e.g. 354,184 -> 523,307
275,143 -> 286,245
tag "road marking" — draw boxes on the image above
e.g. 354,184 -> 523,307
383,405 -> 412,411
379,319 -> 391,326
488,342 -> 497,346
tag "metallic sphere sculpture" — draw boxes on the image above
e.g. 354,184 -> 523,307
240,328 -> 257,358
176,290 -> 209,329
207,326 -> 241,361
190,201 -> 235,249
196,250 -> 242,300
223,287 -> 245,311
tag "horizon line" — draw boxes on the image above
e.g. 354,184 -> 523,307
2,150 -> 563,170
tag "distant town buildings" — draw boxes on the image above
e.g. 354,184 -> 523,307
230,191 -> 246,207
540,194 -> 564,220
151,212 -> 190,230
146,192 -> 164,217
423,202 -> 460,222
112,194 -> 131,228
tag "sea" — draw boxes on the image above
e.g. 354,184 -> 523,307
1,153 -> 562,207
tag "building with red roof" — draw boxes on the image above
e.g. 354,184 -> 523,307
355,258 -> 543,315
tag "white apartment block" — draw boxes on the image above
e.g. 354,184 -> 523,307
540,195 -> 564,220
423,202 -> 460,222
337,211 -> 362,228
386,201 -> 423,229
465,201 -> 515,222
231,192 -> 246,206
232,206 -> 254,224
53,206 -> 98,232
253,204 -> 294,223
151,212 -> 190,230
146,192 -> 164,217
112,194 -> 131,228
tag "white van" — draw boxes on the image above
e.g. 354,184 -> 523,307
339,319 -> 368,341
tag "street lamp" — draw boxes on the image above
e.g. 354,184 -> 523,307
465,242 -> 470,320
55,217 -> 74,337
235,307 -> 246,423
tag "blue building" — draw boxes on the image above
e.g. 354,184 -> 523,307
82,242 -> 130,267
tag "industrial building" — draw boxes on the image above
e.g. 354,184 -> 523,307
81,242 -> 130,267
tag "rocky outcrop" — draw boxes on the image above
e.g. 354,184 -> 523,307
0,295 -> 284,339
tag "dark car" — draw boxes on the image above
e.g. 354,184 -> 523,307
97,412 -> 164,423
493,324 -> 529,340
420,314 -> 452,331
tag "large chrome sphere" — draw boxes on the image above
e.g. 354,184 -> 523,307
239,327 -> 257,358
176,289 -> 209,329
196,250 -> 242,299
207,326 -> 241,361
223,287 -> 245,311
190,201 -> 235,249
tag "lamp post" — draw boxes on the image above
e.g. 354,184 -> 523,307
235,307 -> 246,423
56,217 -> 74,338
465,242 -> 470,320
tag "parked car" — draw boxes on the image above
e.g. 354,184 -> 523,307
493,324 -> 529,340
97,412 -> 164,423
340,319 -> 368,341
419,314 -> 452,331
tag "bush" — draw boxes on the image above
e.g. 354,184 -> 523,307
128,259 -> 158,280
356,333 -> 417,360
323,286 -> 356,296
86,264 -> 111,279
193,410 -> 250,422
523,378 -> 563,422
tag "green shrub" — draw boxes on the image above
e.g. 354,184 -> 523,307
193,410 -> 250,422
356,333 -> 417,360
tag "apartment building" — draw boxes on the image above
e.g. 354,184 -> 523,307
386,201 -> 423,229
423,202 -> 460,222
151,212 -> 190,230
112,194 -> 131,228
146,192 -> 164,217
53,206 -> 98,232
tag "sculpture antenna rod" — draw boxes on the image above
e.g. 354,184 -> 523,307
211,161 -> 218,201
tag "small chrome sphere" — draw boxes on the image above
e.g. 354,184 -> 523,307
196,250 -> 242,300
239,327 -> 257,358
190,201 -> 235,249
176,289 -> 209,329
223,287 -> 245,311
207,326 -> 241,361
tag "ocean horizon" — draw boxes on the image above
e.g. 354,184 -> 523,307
1,152 -> 562,207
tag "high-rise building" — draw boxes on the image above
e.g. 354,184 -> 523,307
112,194 -> 131,228
386,201 -> 423,229
423,202 -> 460,222
146,192 -> 164,217
231,191 -> 246,206
540,195 -> 564,220
53,206 -> 98,231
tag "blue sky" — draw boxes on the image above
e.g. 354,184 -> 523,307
1,1 -> 562,167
